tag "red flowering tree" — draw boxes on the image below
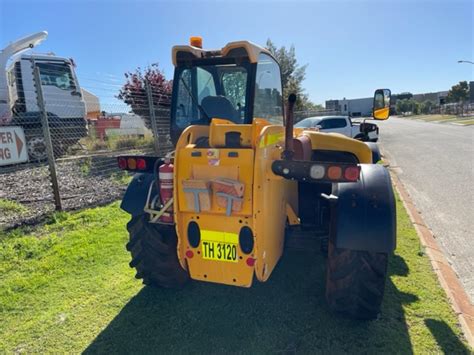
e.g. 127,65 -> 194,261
117,63 -> 172,129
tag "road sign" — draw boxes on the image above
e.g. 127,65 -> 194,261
0,126 -> 28,166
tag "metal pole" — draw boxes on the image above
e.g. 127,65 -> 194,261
145,80 -> 160,154
32,61 -> 62,210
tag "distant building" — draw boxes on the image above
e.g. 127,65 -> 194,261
412,91 -> 448,105
326,89 -> 454,116
81,88 -> 101,119
325,97 -> 373,117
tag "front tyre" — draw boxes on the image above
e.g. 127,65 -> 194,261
325,240 -> 388,320
126,215 -> 189,288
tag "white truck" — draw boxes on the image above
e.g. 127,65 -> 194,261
0,31 -> 87,164
294,115 -> 379,142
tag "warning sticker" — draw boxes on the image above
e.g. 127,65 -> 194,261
207,149 -> 220,166
0,126 -> 28,166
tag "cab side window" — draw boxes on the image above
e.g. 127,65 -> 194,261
332,118 -> 347,128
322,118 -> 347,129
253,53 -> 283,125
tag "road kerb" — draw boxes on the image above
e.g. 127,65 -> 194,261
390,170 -> 474,348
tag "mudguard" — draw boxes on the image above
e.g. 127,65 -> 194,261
120,173 -> 157,217
365,142 -> 381,163
330,164 -> 396,253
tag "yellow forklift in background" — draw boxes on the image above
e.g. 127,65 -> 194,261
118,37 -> 394,319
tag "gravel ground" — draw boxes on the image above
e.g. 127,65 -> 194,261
0,156 -> 129,230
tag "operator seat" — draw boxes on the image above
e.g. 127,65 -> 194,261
201,96 -> 240,123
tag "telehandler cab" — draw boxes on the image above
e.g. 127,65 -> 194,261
118,37 -> 395,319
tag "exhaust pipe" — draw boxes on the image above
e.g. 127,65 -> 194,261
283,93 -> 297,160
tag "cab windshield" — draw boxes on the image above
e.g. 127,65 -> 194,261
173,62 -> 250,129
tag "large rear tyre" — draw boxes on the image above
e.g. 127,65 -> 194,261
325,240 -> 388,320
126,215 -> 189,288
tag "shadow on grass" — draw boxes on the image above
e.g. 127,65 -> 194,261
424,319 -> 470,354
83,252 -> 459,353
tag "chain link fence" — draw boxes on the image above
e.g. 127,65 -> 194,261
0,61 -> 171,230
294,109 -> 341,122
0,60 -> 340,230
425,102 -> 474,116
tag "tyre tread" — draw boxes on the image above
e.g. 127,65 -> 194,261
126,215 -> 189,288
326,241 -> 388,319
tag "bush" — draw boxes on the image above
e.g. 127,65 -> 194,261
109,135 -> 155,151
420,100 -> 434,114
396,98 -> 421,115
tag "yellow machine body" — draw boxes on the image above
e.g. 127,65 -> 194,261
173,119 -> 371,287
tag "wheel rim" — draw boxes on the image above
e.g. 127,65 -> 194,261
27,137 -> 48,161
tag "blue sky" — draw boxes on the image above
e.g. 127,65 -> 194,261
1,0 -> 472,108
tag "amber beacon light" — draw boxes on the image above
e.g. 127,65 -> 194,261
190,36 -> 203,48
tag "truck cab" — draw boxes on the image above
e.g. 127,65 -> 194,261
7,54 -> 85,120
1,31 -> 87,161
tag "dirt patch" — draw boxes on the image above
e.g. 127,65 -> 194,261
0,157 -> 128,230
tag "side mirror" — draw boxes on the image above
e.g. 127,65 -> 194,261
373,89 -> 391,120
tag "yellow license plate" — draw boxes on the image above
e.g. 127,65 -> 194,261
202,241 -> 237,262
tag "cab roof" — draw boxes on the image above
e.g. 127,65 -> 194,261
172,40 -> 275,66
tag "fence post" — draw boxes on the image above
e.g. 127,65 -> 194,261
32,61 -> 62,211
145,80 -> 160,154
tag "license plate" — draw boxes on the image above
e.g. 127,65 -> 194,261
202,241 -> 237,262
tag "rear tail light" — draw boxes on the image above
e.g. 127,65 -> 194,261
118,157 -> 127,170
327,166 -> 342,180
117,156 -> 159,172
272,160 -> 361,183
136,158 -> 146,170
127,158 -> 137,170
344,166 -> 360,181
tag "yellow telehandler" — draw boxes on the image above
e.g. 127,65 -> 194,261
118,37 -> 394,319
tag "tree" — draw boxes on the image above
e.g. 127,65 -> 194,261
412,100 -> 421,115
396,98 -> 419,115
266,39 -> 318,111
420,100 -> 434,114
396,99 -> 406,115
446,81 -> 469,103
395,92 -> 413,101
117,63 -> 172,129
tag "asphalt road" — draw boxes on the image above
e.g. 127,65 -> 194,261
378,117 -> 474,302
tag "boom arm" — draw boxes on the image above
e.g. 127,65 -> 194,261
0,31 -> 48,121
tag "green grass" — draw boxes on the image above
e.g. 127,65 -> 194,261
407,114 -> 458,122
402,114 -> 474,125
111,171 -> 133,185
0,198 -> 471,353
0,199 -> 28,215
81,135 -> 155,153
454,118 -> 474,125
